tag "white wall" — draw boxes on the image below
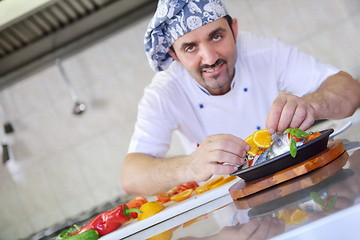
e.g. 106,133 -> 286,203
0,0 -> 359,239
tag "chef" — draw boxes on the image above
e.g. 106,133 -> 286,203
121,0 -> 360,195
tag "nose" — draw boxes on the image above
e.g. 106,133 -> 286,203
200,44 -> 218,66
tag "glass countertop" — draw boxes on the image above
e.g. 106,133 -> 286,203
119,118 -> 360,240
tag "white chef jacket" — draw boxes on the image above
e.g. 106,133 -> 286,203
128,32 -> 339,158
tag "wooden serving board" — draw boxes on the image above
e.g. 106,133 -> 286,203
234,150 -> 349,209
229,140 -> 346,200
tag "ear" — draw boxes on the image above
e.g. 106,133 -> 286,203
168,47 -> 180,62
231,18 -> 239,42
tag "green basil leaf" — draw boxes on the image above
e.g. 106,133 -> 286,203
293,132 -> 304,139
293,128 -> 303,133
310,192 -> 326,208
290,137 -> 297,158
301,132 -> 310,138
294,128 -> 309,137
284,128 -> 292,134
326,195 -> 337,213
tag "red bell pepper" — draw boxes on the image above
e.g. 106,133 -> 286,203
74,204 -> 141,236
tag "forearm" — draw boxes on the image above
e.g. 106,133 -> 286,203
121,153 -> 192,196
121,134 -> 248,195
304,71 -> 360,120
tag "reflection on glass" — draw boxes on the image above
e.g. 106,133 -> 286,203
310,191 -> 337,214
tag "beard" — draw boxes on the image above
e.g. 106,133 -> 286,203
199,58 -> 233,91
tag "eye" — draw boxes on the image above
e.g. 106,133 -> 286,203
184,45 -> 196,53
213,34 -> 222,41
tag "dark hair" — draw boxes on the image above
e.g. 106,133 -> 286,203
224,15 -> 235,38
224,15 -> 233,27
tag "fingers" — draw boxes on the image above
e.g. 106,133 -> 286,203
206,135 -> 248,174
204,134 -> 249,164
266,93 -> 316,134
236,218 -> 261,239
266,95 -> 285,134
265,216 -> 285,238
333,197 -> 353,210
248,217 -> 270,240
191,134 -> 250,179
236,216 -> 285,240
206,134 -> 250,151
212,163 -> 241,175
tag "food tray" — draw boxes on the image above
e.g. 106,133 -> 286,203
230,129 -> 334,182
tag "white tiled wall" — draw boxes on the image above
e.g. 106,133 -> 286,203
0,0 -> 359,239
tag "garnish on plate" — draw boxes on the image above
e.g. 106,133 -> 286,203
284,128 -> 309,158
241,128 -> 322,169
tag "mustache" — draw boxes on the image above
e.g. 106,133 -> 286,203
200,59 -> 227,71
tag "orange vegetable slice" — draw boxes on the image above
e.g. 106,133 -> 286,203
306,132 -> 322,142
195,176 -> 224,194
277,209 -> 308,225
137,202 -> 165,221
209,176 -> 237,189
245,135 -> 259,157
253,129 -> 272,148
277,209 -> 292,225
182,215 -> 206,228
126,195 -> 148,209
290,209 -> 308,225
156,193 -> 172,204
170,188 -> 193,202
147,228 -> 174,240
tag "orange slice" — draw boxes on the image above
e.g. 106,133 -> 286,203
245,135 -> 259,156
170,188 -> 193,202
290,209 -> 308,225
182,215 -> 206,228
253,129 -> 272,148
277,209 -> 292,225
209,176 -> 237,189
147,228 -> 174,240
195,176 -> 224,194
137,202 -> 165,220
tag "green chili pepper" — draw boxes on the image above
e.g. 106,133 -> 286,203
63,229 -> 99,240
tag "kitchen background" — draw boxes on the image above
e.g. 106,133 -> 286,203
0,0 -> 359,239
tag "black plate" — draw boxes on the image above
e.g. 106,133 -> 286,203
230,129 -> 334,182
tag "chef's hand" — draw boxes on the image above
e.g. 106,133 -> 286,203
185,134 -> 249,182
308,150 -> 360,221
217,216 -> 285,240
325,149 -> 360,210
266,92 -> 316,134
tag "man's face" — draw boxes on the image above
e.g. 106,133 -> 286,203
170,17 -> 238,95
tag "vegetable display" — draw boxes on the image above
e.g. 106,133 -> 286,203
53,178 -> 237,239
73,204 -> 141,237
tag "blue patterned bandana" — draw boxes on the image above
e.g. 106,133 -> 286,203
144,0 -> 228,72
